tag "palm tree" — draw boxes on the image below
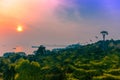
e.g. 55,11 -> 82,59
100,31 -> 108,51
100,31 -> 108,41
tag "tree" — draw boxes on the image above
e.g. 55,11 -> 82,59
3,65 -> 16,80
15,59 -> 41,80
35,45 -> 46,55
100,31 -> 108,50
100,31 -> 108,41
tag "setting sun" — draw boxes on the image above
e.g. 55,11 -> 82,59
17,25 -> 23,32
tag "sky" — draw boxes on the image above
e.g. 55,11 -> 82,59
0,0 -> 120,55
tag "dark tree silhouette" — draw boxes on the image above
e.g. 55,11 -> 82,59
100,31 -> 108,50
35,45 -> 46,55
100,31 -> 108,41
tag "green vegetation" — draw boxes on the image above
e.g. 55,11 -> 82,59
0,40 -> 120,80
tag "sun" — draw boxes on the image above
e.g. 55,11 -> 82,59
17,25 -> 23,32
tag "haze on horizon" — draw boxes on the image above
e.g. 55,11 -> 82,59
0,0 -> 120,55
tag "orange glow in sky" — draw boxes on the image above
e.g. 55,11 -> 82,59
14,46 -> 23,52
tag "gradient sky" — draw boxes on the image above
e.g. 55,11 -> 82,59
0,0 -> 120,55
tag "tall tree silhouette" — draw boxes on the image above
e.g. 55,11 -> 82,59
100,31 -> 108,50
100,31 -> 108,41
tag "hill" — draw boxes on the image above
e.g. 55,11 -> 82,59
0,40 -> 120,80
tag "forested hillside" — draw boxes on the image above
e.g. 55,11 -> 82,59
0,40 -> 120,80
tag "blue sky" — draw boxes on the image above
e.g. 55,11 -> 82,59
55,0 -> 120,39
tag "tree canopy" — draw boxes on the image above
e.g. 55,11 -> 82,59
0,40 -> 120,80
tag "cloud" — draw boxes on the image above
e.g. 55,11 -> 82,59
55,0 -> 106,21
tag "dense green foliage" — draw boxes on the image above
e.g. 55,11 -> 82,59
0,40 -> 120,80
